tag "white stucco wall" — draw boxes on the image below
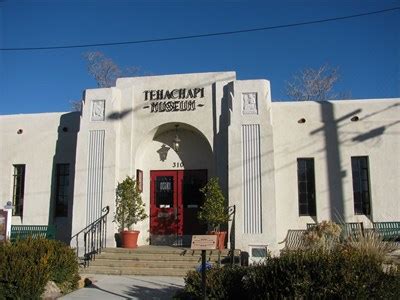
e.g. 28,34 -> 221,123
0,112 -> 79,241
272,99 -> 400,243
71,72 -> 238,247
228,79 -> 278,254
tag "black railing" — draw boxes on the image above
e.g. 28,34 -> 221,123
70,206 -> 110,267
228,205 -> 236,265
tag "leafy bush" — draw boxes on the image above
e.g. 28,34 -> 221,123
0,239 -> 50,299
184,266 -> 248,299
0,238 -> 80,299
30,238 -> 80,293
114,176 -> 148,230
180,249 -> 400,299
198,177 -> 230,231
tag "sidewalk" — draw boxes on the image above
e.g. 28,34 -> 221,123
61,275 -> 185,300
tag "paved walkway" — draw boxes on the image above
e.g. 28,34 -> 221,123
61,275 -> 185,300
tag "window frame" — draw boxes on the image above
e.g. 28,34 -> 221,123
351,156 -> 371,215
12,164 -> 26,216
55,163 -> 70,217
297,158 -> 316,216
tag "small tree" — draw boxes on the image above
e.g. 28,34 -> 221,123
198,177 -> 230,231
113,176 -> 147,231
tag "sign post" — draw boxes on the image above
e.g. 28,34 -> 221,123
0,210 -> 7,242
191,235 -> 217,300
4,202 -> 13,241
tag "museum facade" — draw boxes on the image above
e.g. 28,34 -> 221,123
1,71 -> 399,258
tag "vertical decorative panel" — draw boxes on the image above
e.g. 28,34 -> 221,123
86,130 -> 105,225
242,124 -> 262,234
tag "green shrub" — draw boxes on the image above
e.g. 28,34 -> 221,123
184,266 -> 247,299
198,177 -> 230,231
0,239 -> 51,299
0,238 -> 80,299
180,249 -> 400,299
30,238 -> 80,293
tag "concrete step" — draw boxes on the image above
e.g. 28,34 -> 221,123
82,246 -> 239,276
90,259 -> 199,269
95,252 -> 224,262
101,246 -> 236,256
82,266 -> 190,277
96,253 -> 200,262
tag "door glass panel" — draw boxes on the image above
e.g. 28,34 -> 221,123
156,176 -> 174,208
183,173 -> 205,207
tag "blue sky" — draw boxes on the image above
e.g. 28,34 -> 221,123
0,0 -> 399,114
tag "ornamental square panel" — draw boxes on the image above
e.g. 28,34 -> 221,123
242,92 -> 258,115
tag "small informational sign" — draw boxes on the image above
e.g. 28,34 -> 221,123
0,210 -> 7,242
157,212 -> 170,218
191,235 -> 217,250
136,169 -> 143,193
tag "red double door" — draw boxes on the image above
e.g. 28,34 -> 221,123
150,169 -> 207,245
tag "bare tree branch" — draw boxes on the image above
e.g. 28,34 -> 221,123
83,51 -> 141,88
285,64 -> 348,101
70,100 -> 82,112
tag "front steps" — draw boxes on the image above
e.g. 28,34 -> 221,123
81,246 -> 240,277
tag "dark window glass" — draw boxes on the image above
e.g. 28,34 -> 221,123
297,158 -> 316,216
182,171 -> 207,207
55,164 -> 69,217
12,165 -> 25,216
251,247 -> 267,258
155,176 -> 174,207
351,157 -> 371,215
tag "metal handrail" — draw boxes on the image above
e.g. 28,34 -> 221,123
70,206 -> 110,267
228,205 -> 236,265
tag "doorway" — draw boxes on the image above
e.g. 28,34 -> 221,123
150,169 -> 207,246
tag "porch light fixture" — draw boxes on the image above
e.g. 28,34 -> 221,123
172,124 -> 181,152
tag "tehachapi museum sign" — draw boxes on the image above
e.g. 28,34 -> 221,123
144,88 -> 204,113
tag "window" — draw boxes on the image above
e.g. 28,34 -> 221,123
55,164 -> 70,217
297,158 -> 316,216
155,176 -> 174,208
12,165 -> 25,216
351,157 -> 371,215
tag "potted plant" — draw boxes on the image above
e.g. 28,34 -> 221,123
114,176 -> 148,248
198,177 -> 230,250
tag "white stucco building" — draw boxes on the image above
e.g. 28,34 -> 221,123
1,71 -> 399,257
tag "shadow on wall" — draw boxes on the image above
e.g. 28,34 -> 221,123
107,108 -> 133,121
48,112 -> 80,243
309,105 -> 361,221
310,101 -> 399,222
152,123 -> 213,170
212,82 -> 233,243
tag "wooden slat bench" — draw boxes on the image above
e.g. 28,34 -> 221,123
10,225 -> 56,242
373,222 -> 400,241
278,229 -> 308,251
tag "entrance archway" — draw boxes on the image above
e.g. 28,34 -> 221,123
135,122 -> 213,246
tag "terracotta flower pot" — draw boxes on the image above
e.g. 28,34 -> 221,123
209,231 -> 227,250
120,230 -> 140,248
